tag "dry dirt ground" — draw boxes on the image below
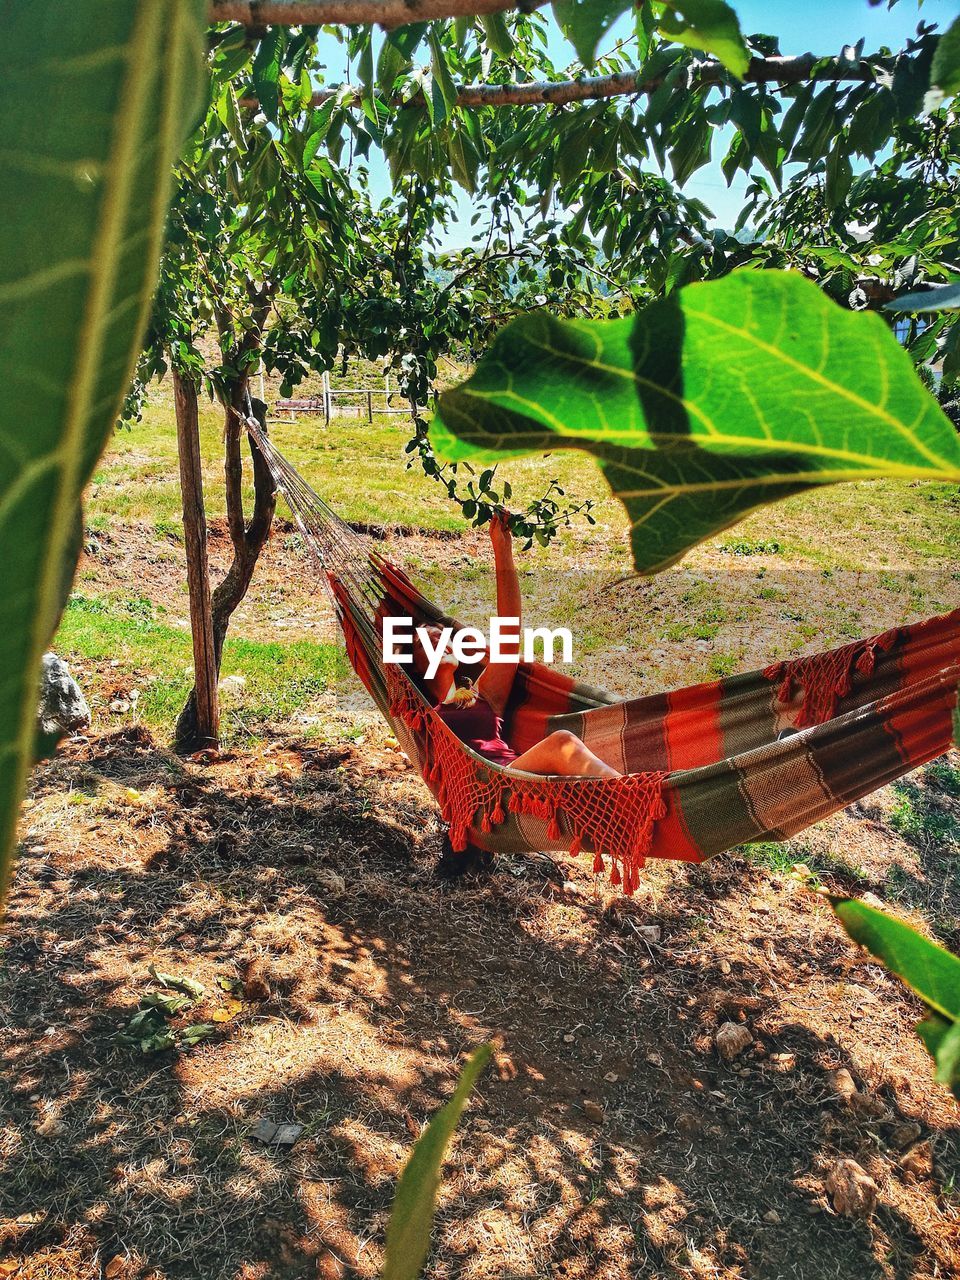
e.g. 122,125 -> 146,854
3,500 -> 960,1280
3,726 -> 960,1280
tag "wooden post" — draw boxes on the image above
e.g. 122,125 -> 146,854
366,389 -> 374,422
173,366 -> 220,749
322,370 -> 331,425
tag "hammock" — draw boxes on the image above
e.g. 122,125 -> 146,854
247,420 -> 960,895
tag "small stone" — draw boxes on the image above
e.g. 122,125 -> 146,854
825,1158 -> 878,1219
719,959 -> 731,976
251,1117 -> 278,1143
850,1090 -> 886,1119
603,1072 -> 619,1083
762,1209 -> 781,1225
634,925 -> 662,945
831,1067 -> 859,1104
243,958 -> 272,1002
899,1141 -> 932,1183
250,1118 -> 303,1147
581,1100 -> 605,1124
317,869 -> 347,896
888,1121 -> 922,1151
563,1033 -> 576,1044
273,1123 -> 303,1147
716,1022 -> 752,1062
109,698 -> 131,715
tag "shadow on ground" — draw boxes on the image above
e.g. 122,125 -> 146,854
2,728 -> 959,1280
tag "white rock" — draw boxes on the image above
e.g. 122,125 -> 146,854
37,653 -> 91,736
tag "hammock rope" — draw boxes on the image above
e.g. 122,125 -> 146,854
244,418 -> 960,893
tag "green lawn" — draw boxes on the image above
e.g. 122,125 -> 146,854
65,379 -> 960,748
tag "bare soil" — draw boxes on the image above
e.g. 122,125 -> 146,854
2,719 -> 959,1280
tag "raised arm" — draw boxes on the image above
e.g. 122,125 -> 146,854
478,512 -> 521,715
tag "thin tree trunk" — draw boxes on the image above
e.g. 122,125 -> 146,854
173,368 -> 220,752
176,386 -> 277,747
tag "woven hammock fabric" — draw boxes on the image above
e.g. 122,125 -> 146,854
246,420 -> 960,893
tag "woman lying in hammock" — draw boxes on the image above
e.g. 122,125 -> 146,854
411,513 -> 620,779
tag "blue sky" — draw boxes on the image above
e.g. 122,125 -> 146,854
317,1 -> 955,247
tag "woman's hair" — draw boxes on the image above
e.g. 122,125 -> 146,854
383,614 -> 476,698
448,677 -> 478,706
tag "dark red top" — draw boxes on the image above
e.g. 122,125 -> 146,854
434,695 -> 518,767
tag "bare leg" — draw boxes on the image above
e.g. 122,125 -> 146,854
507,729 -> 620,779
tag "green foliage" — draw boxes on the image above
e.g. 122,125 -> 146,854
890,779 -> 960,852
552,0 -> 628,65
930,15 -> 960,98
118,965 -> 211,1054
833,898 -> 960,1100
551,0 -> 747,74
382,1044 -> 491,1280
0,0 -> 205,904
433,270 -> 960,572
58,592 -> 345,737
656,0 -> 749,78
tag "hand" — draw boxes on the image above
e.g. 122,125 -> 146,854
489,509 -> 514,557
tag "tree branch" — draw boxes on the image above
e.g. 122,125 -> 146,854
239,54 -> 886,114
210,0 -> 546,27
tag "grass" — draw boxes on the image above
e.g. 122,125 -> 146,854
738,841 -> 874,899
889,779 -> 960,852
92,387 -> 609,537
60,593 -> 346,736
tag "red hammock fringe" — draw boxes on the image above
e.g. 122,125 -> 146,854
763,628 -> 900,728
386,667 -> 666,893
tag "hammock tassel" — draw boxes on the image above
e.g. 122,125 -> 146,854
547,813 -> 561,841
592,849 -> 604,874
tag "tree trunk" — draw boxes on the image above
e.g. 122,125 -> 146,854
173,367 -> 220,751
175,385 -> 277,750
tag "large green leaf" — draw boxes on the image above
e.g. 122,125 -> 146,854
833,898 -> 960,1099
432,271 -> 960,573
0,0 -> 205,903
656,1 -> 749,80
551,0 -> 748,76
382,1044 -> 491,1280
552,0 -> 629,65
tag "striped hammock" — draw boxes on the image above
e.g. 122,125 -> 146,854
247,421 -> 959,895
